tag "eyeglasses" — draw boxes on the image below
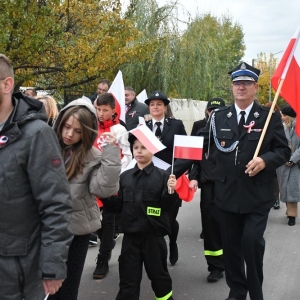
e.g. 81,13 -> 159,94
232,81 -> 255,86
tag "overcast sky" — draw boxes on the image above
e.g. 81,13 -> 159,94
121,0 -> 300,64
159,0 -> 300,64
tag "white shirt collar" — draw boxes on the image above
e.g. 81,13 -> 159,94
235,102 -> 254,122
152,117 -> 165,127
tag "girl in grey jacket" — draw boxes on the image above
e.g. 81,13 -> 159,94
49,97 -> 121,300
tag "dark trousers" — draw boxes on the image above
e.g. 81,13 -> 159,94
116,234 -> 173,300
96,207 -> 115,259
201,181 -> 224,271
218,208 -> 270,300
167,203 -> 180,245
49,234 -> 89,300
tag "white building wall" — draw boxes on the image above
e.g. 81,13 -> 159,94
169,99 -> 207,135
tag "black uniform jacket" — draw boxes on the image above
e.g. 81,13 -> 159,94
125,98 -> 149,130
191,118 -> 207,136
173,102 -> 290,213
146,117 -> 187,165
102,162 -> 178,236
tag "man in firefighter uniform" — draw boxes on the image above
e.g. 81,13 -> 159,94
173,62 -> 290,300
189,98 -> 226,282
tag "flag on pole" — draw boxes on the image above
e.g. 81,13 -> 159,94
108,71 -> 126,122
136,89 -> 148,103
173,135 -> 203,160
130,125 -> 166,154
271,25 -> 300,134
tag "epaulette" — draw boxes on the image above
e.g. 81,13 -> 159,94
213,106 -> 229,113
165,117 -> 182,123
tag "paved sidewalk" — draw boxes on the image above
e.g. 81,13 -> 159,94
79,190 -> 300,300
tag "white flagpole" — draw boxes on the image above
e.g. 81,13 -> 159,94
169,137 -> 176,194
44,293 -> 49,300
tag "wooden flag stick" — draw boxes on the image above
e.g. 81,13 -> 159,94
253,78 -> 285,158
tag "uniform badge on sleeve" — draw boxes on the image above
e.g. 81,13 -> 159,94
51,156 -> 62,168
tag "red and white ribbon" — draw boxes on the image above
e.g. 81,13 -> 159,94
243,121 -> 255,133
129,111 -> 136,118
0,136 -> 8,146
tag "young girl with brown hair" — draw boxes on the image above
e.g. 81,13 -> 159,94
49,96 -> 121,300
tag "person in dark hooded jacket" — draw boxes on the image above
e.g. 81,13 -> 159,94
0,54 -> 73,299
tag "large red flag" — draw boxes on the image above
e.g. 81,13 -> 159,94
271,25 -> 300,134
108,71 -> 126,122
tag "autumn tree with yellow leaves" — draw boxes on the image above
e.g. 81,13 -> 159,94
254,52 -> 286,107
0,0 -> 155,92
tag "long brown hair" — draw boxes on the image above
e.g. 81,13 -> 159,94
56,106 -> 96,179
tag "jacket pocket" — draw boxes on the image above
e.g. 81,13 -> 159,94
247,131 -> 261,141
216,131 -> 234,140
5,171 -> 27,198
0,234 -> 27,256
254,171 -> 273,185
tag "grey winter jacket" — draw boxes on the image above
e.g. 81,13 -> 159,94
277,120 -> 300,203
53,97 -> 121,235
0,93 -> 73,286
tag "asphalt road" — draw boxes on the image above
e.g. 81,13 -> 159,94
78,190 -> 300,300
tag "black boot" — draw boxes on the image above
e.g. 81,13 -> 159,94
288,217 -> 296,226
93,254 -> 109,279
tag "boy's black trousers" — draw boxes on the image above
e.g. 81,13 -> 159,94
116,233 -> 173,300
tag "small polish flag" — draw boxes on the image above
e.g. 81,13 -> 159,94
130,125 -> 166,154
173,135 -> 203,160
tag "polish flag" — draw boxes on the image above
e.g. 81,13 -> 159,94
271,25 -> 300,134
108,71 -> 126,122
173,135 -> 203,160
130,125 -> 166,154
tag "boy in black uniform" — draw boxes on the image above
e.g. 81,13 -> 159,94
102,135 -> 177,300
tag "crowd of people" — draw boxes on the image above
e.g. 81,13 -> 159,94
0,52 -> 298,300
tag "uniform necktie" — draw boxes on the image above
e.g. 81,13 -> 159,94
155,122 -> 162,138
238,111 -> 246,135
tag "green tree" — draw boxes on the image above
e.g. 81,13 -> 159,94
122,8 -> 245,101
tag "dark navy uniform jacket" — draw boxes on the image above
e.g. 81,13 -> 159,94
146,117 -> 187,165
173,101 -> 290,214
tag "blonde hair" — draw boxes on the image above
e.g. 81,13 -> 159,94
0,54 -> 14,79
36,95 -> 59,123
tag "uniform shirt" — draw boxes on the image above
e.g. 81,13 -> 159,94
235,102 -> 253,124
152,118 -> 165,134
102,162 -> 178,236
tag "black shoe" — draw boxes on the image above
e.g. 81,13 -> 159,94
288,216 -> 296,226
207,269 -> 224,282
273,199 -> 280,209
200,231 -> 204,239
89,234 -> 97,247
93,255 -> 109,279
114,233 -> 120,240
169,243 -> 178,265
